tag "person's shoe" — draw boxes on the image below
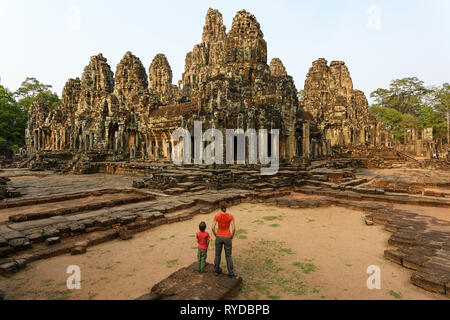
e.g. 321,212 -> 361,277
214,270 -> 222,276
228,273 -> 236,278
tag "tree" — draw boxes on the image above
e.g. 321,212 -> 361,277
369,105 -> 404,140
14,77 -> 52,100
0,85 -> 27,150
370,77 -> 431,116
14,77 -> 61,111
370,78 -> 449,143
434,83 -> 450,144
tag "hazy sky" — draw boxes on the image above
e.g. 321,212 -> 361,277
1,0 -> 449,103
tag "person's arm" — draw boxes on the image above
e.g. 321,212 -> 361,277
230,219 -> 236,239
212,220 -> 217,237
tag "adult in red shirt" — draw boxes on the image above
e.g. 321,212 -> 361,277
212,204 -> 236,277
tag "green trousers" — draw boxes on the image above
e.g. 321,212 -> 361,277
197,249 -> 208,272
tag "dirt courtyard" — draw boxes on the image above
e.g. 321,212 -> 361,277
0,203 -> 445,300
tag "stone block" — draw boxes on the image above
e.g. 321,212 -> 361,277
71,246 -> 87,255
46,237 -> 61,246
0,261 -> 19,276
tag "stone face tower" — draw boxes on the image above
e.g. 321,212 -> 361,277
149,54 -> 177,105
24,7 -> 393,164
301,58 -> 392,148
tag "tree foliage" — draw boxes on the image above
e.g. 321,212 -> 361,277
370,78 -> 449,143
14,77 -> 61,111
370,77 -> 431,116
0,86 -> 27,150
0,78 -> 61,152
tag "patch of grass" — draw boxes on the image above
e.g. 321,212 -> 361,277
25,290 -> 40,298
312,288 -> 320,294
166,259 -> 179,268
42,279 -> 54,287
170,235 -> 175,239
279,248 -> 293,255
88,291 -> 98,300
235,229 -> 248,240
252,220 -> 264,225
388,290 -> 402,299
262,216 -> 280,221
149,245 -> 155,248
100,277 -> 108,281
345,264 -> 352,267
159,237 -> 167,241
269,224 -> 280,227
45,289 -> 72,300
293,261 -> 318,274
235,239 -> 308,300
307,219 -> 315,223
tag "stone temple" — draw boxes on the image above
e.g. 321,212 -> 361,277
25,9 -> 392,167
1,8 -> 449,301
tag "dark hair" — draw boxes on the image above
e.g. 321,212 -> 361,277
220,206 -> 227,213
199,221 -> 206,232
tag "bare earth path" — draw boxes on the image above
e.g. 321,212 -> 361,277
0,203 -> 445,300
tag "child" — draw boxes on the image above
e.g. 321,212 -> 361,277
196,221 -> 210,273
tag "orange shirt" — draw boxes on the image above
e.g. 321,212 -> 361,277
196,231 -> 210,250
214,213 -> 234,238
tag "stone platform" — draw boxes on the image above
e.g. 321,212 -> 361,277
137,262 -> 242,300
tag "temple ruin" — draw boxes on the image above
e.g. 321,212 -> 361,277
23,9 -> 400,169
0,8 -> 449,301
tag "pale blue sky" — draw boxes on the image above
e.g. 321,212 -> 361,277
0,0 -> 449,103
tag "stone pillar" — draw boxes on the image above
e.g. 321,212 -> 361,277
416,140 -> 422,156
411,128 -> 417,141
302,122 -> 310,165
288,133 -> 295,161
155,140 -> 160,160
36,130 -> 40,152
426,142 -> 432,159
114,132 -> 119,152
327,140 -> 332,158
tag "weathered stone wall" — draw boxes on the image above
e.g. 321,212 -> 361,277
302,58 -> 393,149
26,8 -> 303,164
25,8 -> 395,166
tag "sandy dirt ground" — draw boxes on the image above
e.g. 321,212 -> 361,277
0,203 -> 446,300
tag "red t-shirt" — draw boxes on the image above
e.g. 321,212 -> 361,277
214,213 -> 234,238
196,231 -> 210,250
